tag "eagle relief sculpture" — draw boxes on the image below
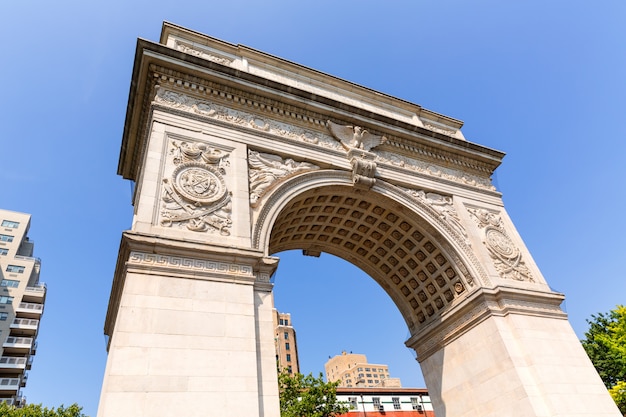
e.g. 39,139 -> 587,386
326,120 -> 387,151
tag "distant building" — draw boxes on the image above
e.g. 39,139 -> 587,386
0,210 -> 46,406
325,351 -> 401,388
336,387 -> 435,416
273,310 -> 299,374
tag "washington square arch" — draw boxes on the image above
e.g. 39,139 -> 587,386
96,23 -> 621,417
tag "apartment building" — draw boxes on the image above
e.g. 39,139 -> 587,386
336,387 -> 435,416
0,210 -> 46,406
273,310 -> 299,374
325,351 -> 402,388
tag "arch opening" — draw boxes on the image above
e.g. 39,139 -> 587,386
266,184 -> 473,336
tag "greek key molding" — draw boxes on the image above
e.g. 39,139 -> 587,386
128,251 -> 254,278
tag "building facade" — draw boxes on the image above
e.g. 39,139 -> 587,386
0,210 -> 46,406
336,387 -> 435,416
325,351 -> 401,388
273,310 -> 299,374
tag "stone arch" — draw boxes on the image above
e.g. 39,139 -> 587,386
97,23 -> 622,417
252,169 -> 485,336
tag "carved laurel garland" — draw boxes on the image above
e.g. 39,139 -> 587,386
248,150 -> 320,207
152,87 -> 496,191
377,150 -> 496,191
160,139 -> 233,235
467,207 -> 534,282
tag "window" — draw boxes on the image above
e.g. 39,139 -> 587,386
357,367 -> 363,371
5,265 -> 24,273
348,397 -> 357,409
367,380 -> 373,384
0,248 -> 7,256
285,342 -> 290,351
286,354 -> 291,362
0,235 -> 14,242
366,373 -> 371,377
0,312 -> 7,320
372,397 -> 381,407
365,367 -> 371,371
411,397 -> 423,411
287,365 -> 292,374
0,280 -> 19,288
373,374 -> 378,378
0,296 -> 14,305
1,220 -> 19,228
374,379 -> 379,384
392,397 -> 401,410
279,318 -> 289,326
358,373 -> 364,377
284,331 -> 289,340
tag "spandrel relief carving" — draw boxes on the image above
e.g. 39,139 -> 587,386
467,208 -> 534,282
160,140 -> 232,235
249,150 -> 319,206
402,188 -> 469,245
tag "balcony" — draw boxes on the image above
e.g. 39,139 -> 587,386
0,356 -> 28,373
22,284 -> 46,303
10,318 -> 39,336
15,302 -> 43,318
0,377 -> 20,394
2,337 -> 33,355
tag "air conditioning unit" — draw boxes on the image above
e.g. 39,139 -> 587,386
412,404 -> 423,411
378,404 -> 385,412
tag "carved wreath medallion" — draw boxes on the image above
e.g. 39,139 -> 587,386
161,140 -> 232,235
467,208 -> 534,282
172,162 -> 227,205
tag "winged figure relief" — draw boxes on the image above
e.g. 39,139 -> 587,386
326,120 -> 387,151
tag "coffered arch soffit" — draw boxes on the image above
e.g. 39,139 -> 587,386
253,170 -> 490,333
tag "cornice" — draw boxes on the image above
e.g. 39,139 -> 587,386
119,36 -> 505,183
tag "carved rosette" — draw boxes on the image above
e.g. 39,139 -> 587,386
467,208 -> 534,282
160,140 -> 232,235
248,150 -> 319,207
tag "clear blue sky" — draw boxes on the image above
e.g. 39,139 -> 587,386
1,1 -> 625,416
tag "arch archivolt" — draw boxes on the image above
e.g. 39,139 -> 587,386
251,167 -> 491,334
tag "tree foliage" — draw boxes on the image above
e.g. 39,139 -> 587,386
0,403 -> 88,417
582,305 -> 626,414
278,370 -> 349,417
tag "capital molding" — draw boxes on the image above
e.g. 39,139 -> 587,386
405,286 -> 566,361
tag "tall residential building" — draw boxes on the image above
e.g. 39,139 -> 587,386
272,310 -> 299,374
325,351 -> 401,388
0,210 -> 46,406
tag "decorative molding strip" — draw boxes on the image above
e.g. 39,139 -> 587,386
377,150 -> 496,191
148,69 -> 497,176
174,40 -> 234,66
128,251 -> 254,277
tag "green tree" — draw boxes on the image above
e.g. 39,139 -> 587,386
0,403 -> 88,417
582,305 -> 626,415
278,370 -> 349,417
